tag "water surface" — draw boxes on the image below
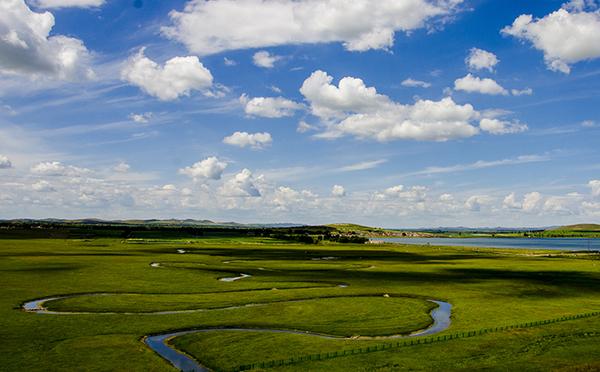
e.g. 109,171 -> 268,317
374,237 -> 600,251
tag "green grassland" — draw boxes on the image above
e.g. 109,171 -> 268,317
1,236 -> 600,371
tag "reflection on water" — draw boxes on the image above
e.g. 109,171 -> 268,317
219,273 -> 251,282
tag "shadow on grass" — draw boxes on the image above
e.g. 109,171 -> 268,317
235,266 -> 600,297
0,252 -> 136,257
139,246 -> 504,264
1,263 -> 86,273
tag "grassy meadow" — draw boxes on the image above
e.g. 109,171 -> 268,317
1,236 -> 599,371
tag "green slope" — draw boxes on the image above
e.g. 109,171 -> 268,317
550,224 -> 600,232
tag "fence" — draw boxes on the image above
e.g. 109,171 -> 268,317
228,310 -> 600,371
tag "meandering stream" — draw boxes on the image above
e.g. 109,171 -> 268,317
143,299 -> 452,372
21,258 -> 453,371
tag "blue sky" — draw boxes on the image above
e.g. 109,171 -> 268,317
0,0 -> 599,227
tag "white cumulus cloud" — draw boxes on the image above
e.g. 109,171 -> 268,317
522,192 -> 543,212
501,4 -> 600,73
503,193 -> 521,209
503,191 -> 542,212
162,0 -> 463,55
179,157 -> 227,180
240,94 -> 303,118
0,0 -> 93,80
220,168 -> 261,197
252,50 -> 282,68
465,195 -> 493,212
466,48 -> 499,71
301,70 -> 480,142
454,74 -> 508,95
121,48 -> 213,100
223,131 -> 272,149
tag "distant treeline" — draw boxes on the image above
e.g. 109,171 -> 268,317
0,221 -> 366,243
271,233 -> 368,244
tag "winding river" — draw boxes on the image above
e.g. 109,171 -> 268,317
143,299 -> 451,372
21,258 -> 453,371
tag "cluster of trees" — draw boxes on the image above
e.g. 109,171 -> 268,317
271,233 -> 368,244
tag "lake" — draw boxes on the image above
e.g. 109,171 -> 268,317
372,237 -> 600,251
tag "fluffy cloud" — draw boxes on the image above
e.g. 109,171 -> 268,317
523,192 -> 543,212
454,74 -> 508,95
240,94 -> 303,118
0,155 -> 12,169
271,186 -> 318,211
465,195 -> 493,212
30,161 -> 90,177
501,4 -> 600,73
479,118 -> 528,135
179,157 -> 227,180
0,0 -> 93,80
223,131 -> 272,149
252,51 -> 281,68
543,195 -> 581,214
589,179 -> 600,196
401,78 -> 431,88
220,169 -> 261,197
29,0 -> 105,8
503,193 -> 520,209
121,48 -> 213,100
162,0 -> 462,55
301,70 -> 480,142
331,184 -> 346,197
466,48 -> 499,71
300,70 -> 390,119
503,192 -> 543,212
3,156 -> 600,224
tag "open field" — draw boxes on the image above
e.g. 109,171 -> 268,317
1,236 -> 600,371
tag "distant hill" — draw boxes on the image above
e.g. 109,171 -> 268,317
0,218 -> 304,229
327,223 -> 384,233
327,223 -> 413,237
548,224 -> 600,232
